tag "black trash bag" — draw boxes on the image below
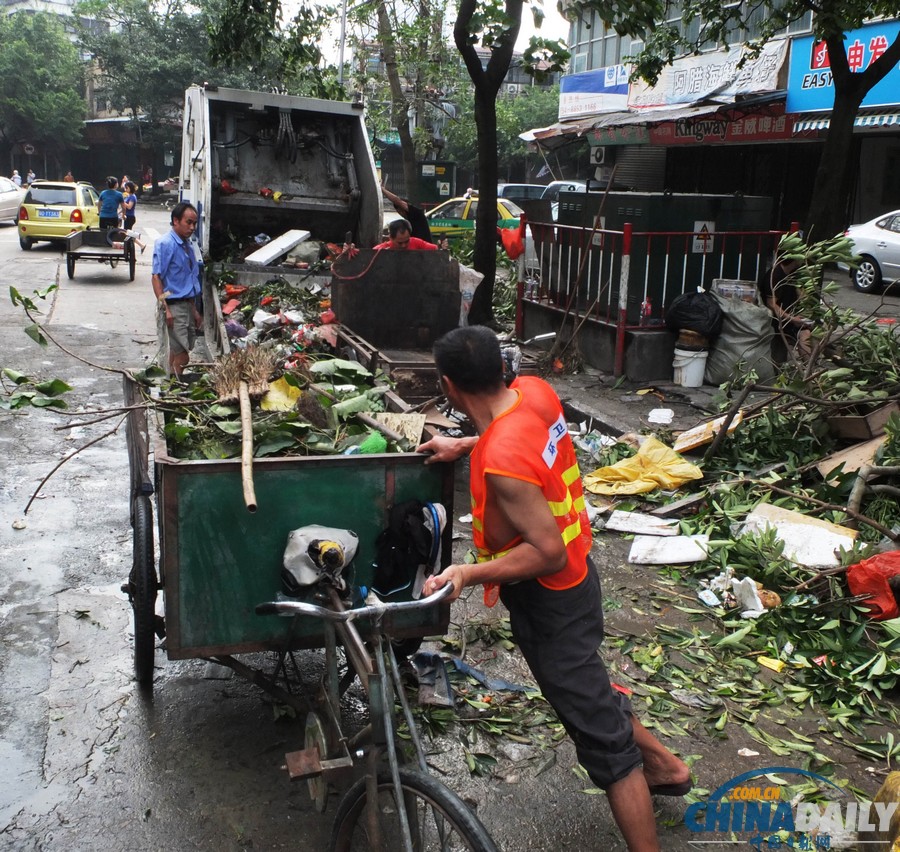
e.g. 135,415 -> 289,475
665,290 -> 724,339
372,499 -> 433,597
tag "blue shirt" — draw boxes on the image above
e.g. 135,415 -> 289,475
98,189 -> 124,218
152,229 -> 200,299
123,192 -> 137,217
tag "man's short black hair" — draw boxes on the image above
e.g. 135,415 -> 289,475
388,218 -> 412,239
433,327 -> 505,395
171,201 -> 198,225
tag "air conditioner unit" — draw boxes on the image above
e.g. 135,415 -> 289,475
589,146 -> 607,165
506,83 -> 519,94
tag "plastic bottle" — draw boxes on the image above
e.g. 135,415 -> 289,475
640,297 -> 652,326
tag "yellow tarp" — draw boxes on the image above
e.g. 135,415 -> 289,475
583,436 -> 703,496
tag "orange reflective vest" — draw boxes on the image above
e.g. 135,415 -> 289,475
469,376 -> 591,602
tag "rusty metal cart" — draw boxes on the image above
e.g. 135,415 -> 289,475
65,228 -> 137,281
121,375 -> 496,850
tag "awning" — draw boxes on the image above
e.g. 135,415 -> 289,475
520,102 -> 726,147
793,111 -> 900,133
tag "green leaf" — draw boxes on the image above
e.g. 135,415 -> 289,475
30,396 -> 68,409
2,368 -> 29,384
34,378 -> 72,396
715,623 -> 754,647
214,421 -> 243,435
309,358 -> 372,379
23,324 -> 48,346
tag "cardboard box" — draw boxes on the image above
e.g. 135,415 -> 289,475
826,401 -> 899,441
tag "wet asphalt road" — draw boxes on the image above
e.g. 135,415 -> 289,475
0,207 -> 334,851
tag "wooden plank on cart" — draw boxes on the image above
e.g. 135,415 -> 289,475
245,229 -> 310,265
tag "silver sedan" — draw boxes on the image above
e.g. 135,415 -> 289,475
0,175 -> 25,223
843,210 -> 900,293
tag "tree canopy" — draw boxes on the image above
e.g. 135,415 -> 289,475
566,0 -> 900,237
0,13 -> 86,153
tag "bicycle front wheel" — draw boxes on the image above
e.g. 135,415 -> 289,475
330,767 -> 497,852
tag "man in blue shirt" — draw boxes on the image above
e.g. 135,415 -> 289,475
151,202 -> 202,377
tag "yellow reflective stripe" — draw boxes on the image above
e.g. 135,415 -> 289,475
560,519 -> 582,546
547,489 -> 574,517
476,548 -> 511,563
562,464 -> 580,486
472,515 -> 483,533
574,494 -> 585,512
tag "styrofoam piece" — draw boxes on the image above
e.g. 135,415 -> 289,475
245,229 -> 311,265
605,510 -> 679,537
628,534 -> 710,564
739,502 -> 857,568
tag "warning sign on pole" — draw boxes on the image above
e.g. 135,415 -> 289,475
693,221 -> 715,254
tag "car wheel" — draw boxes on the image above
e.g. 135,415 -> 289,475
19,235 -> 33,250
852,255 -> 883,293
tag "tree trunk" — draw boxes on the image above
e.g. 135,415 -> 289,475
454,0 -> 522,326
375,0 -> 419,204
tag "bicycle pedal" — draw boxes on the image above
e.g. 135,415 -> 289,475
285,747 -> 323,781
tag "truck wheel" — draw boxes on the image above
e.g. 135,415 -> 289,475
66,254 -> 76,279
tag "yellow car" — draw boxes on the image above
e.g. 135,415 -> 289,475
425,195 -> 524,240
18,180 -> 101,250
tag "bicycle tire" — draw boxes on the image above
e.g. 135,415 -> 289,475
330,766 -> 497,852
131,495 -> 157,685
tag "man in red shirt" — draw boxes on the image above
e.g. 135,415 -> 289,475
418,326 -> 691,852
375,218 -> 438,251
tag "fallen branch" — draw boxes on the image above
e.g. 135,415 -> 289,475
24,416 -> 127,515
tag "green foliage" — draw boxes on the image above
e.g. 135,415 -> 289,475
0,13 -> 86,150
0,368 -> 72,410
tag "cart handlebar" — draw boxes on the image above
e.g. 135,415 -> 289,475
255,581 -> 454,622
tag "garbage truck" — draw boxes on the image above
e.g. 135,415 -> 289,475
179,83 -> 383,260
178,83 -> 463,398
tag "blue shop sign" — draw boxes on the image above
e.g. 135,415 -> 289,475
787,20 -> 900,112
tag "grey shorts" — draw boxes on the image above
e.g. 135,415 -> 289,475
166,299 -> 196,356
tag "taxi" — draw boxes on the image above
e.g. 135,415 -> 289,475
18,180 -> 101,250
425,195 -> 524,240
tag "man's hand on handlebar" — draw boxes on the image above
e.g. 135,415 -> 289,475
423,565 -> 466,602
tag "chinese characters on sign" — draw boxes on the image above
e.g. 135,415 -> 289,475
649,106 -> 795,145
786,20 -> 900,112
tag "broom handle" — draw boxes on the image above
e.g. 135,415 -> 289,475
239,381 -> 257,512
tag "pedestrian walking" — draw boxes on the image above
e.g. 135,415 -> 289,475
418,326 -> 692,852
11,170 -> 21,187
26,169 -> 35,184
121,181 -> 147,253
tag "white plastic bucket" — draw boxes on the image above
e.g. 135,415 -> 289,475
672,347 -> 708,387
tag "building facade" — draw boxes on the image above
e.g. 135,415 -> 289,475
528,6 -> 900,229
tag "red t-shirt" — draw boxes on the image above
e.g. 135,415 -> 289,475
374,236 -> 437,250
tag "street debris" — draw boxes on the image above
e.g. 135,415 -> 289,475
583,435 -> 703,495
628,533 -> 710,564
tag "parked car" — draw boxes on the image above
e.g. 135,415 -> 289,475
0,176 -> 26,224
540,180 -> 588,221
496,183 -> 546,204
425,196 -> 524,240
843,210 -> 900,293
18,180 -> 101,250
